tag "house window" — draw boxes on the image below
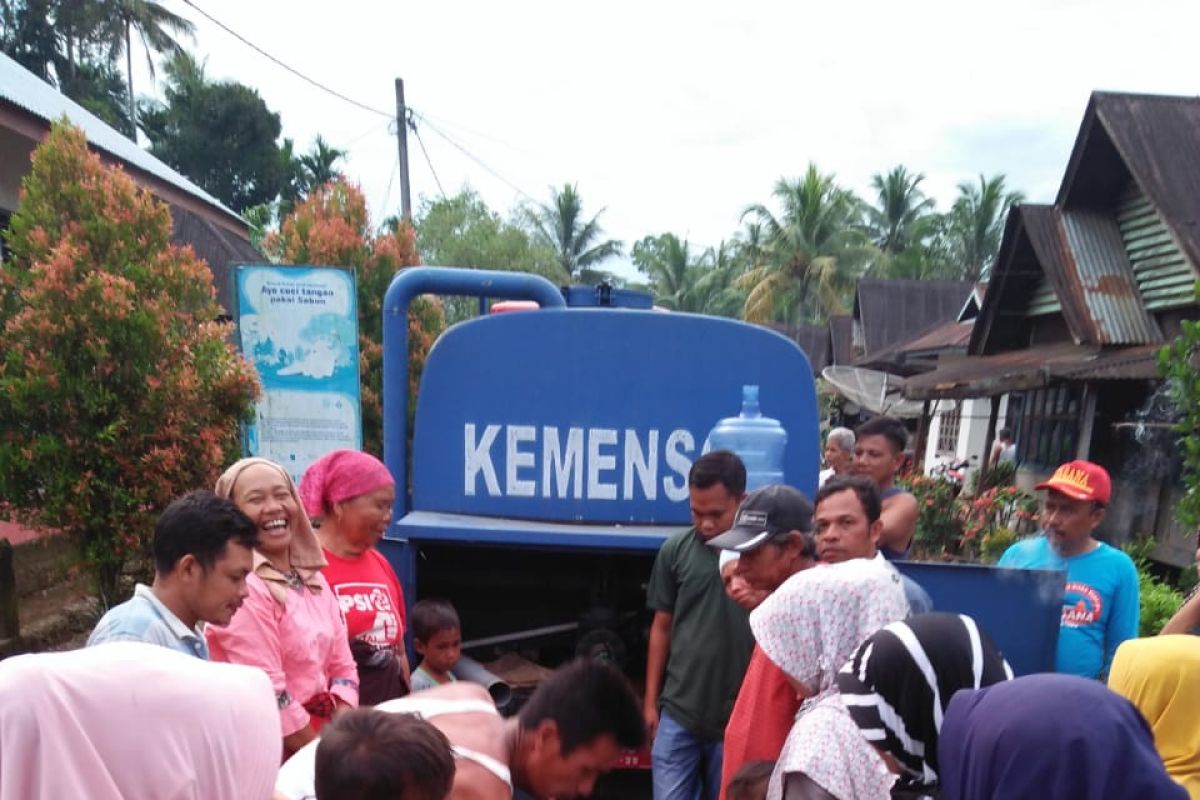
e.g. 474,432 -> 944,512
936,403 -> 961,454
1012,384 -> 1082,468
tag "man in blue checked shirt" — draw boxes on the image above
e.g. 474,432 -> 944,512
88,490 -> 257,658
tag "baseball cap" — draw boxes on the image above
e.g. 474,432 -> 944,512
1036,460 -> 1111,505
707,484 -> 814,553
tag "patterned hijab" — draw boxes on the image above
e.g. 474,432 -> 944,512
939,673 -> 1189,800
1108,635 -> 1200,798
751,558 -> 910,800
216,456 -> 326,604
836,613 -> 1013,792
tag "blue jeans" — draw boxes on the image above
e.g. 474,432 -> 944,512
651,709 -> 723,800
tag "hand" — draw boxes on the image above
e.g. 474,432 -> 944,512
643,705 -> 659,742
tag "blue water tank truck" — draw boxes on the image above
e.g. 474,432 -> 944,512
376,267 -> 1064,795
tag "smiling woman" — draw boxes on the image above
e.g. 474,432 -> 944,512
299,449 -> 411,705
206,457 -> 359,759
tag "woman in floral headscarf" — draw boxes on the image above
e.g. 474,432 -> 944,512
206,457 -> 358,758
750,558 -> 909,800
300,449 -> 411,705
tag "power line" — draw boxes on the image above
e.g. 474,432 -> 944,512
179,0 -> 392,119
177,1 -> 542,208
410,121 -> 447,200
378,157 -> 399,218
410,111 -> 538,204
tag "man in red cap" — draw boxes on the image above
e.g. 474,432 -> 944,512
998,460 -> 1139,679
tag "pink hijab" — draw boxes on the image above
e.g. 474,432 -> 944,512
751,559 -> 910,800
298,449 -> 395,519
0,642 -> 280,799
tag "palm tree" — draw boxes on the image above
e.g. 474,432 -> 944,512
528,183 -> 623,283
632,233 -> 694,309
865,165 -> 935,254
944,174 -> 1023,281
99,0 -> 195,130
738,164 -> 871,323
300,135 -> 347,188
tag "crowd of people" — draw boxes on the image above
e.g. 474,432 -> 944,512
648,418 -> 1199,800
0,416 -> 1197,799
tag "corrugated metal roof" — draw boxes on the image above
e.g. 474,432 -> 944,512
1117,183 -> 1197,310
854,319 -> 972,375
903,342 -> 1162,400
1059,209 -> 1162,344
170,202 -> 262,314
1060,92 -> 1200,279
762,323 -> 830,372
0,50 -> 242,222
1003,204 -> 1162,346
853,279 -> 973,356
829,315 -> 855,365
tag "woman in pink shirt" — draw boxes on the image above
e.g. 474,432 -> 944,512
207,457 -> 358,758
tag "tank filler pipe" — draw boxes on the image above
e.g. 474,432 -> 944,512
382,267 -> 566,518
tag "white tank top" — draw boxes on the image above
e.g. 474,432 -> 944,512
274,695 -> 512,799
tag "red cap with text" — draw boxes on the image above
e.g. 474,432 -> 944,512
1036,460 -> 1111,505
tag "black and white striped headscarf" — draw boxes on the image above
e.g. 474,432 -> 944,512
835,613 -> 1013,792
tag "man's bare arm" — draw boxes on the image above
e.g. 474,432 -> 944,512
879,492 -> 919,554
643,610 -> 673,740
1160,589 -> 1200,635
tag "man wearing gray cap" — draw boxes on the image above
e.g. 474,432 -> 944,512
706,485 -> 819,800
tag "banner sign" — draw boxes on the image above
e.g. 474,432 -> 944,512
234,265 -> 361,484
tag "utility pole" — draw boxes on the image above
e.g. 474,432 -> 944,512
394,78 -> 412,221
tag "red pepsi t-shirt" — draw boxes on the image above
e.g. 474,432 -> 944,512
320,548 -> 407,648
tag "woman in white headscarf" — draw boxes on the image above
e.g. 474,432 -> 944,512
751,559 -> 909,800
0,642 -> 279,799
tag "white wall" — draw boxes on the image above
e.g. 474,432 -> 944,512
923,395 -> 1009,477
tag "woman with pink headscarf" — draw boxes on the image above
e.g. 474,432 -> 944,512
0,642 -> 279,799
207,457 -> 359,759
300,449 -> 411,704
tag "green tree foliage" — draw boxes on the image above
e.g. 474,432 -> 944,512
631,233 -> 744,316
1,0 -> 135,135
527,183 -> 623,283
415,189 -> 563,280
266,179 -> 444,456
0,122 -> 260,601
278,135 -> 348,221
414,189 -> 564,323
865,165 -> 935,255
140,52 -> 286,211
943,174 -> 1023,281
739,164 -> 871,323
862,165 -> 956,280
96,0 -> 195,128
1159,288 -> 1200,528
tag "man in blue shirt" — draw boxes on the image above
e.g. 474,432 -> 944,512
88,490 -> 257,658
998,460 -> 1139,679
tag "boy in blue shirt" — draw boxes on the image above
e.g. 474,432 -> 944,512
998,460 -> 1139,679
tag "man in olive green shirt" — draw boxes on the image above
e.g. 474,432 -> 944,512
645,451 -> 755,800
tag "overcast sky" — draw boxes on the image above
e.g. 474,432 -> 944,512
157,0 -> 1200,279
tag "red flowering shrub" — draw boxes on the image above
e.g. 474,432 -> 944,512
0,122 -> 260,602
962,485 -> 1039,562
266,180 -> 443,456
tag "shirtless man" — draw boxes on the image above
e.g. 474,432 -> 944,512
277,658 -> 645,800
852,416 -> 919,560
